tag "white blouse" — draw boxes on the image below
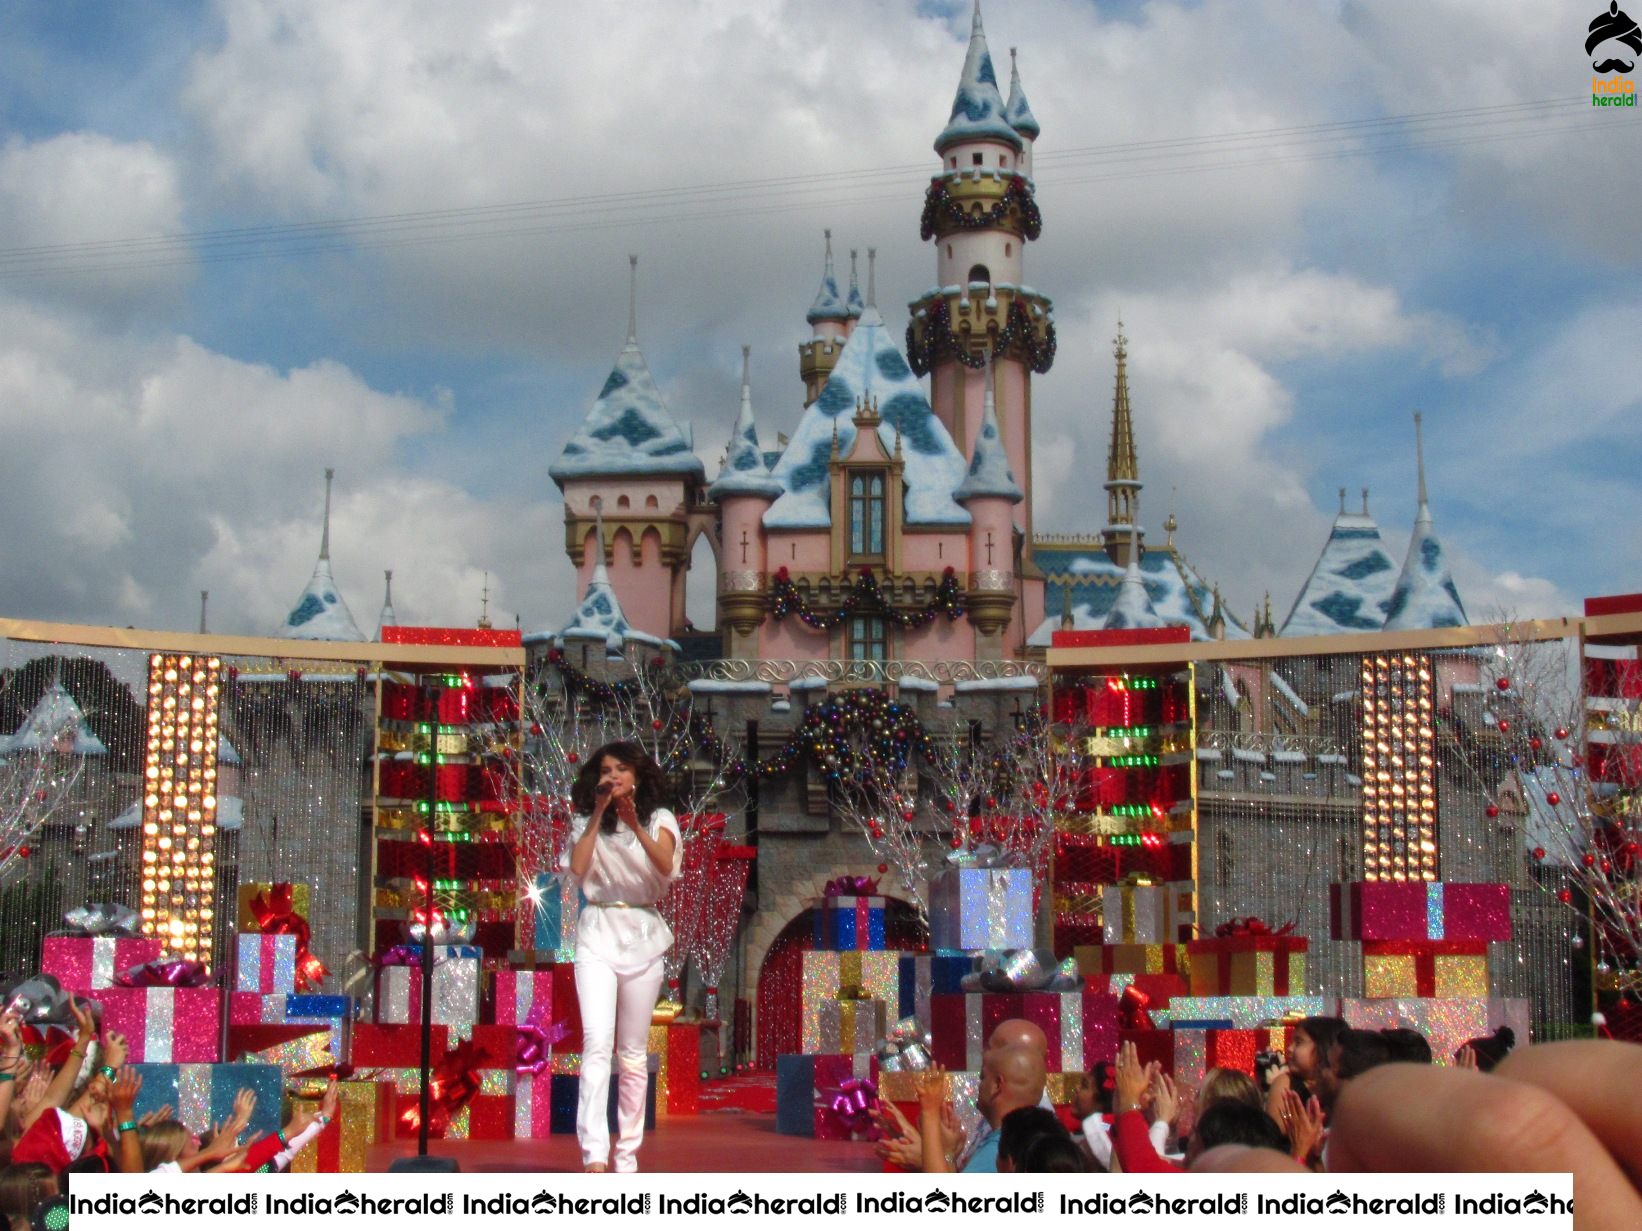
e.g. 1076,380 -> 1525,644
565,807 -> 684,973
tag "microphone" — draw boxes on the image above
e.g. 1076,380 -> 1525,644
595,782 -> 615,797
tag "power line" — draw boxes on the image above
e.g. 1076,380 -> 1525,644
0,95 -> 1602,280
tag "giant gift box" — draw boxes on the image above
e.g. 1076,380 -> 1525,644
236,933 -> 298,994
40,936 -> 163,993
288,1080 -> 392,1173
1186,935 -> 1308,997
1330,882 -> 1512,942
1074,942 -> 1188,978
895,953 -> 973,1025
100,988 -> 221,1062
928,867 -> 1033,952
800,950 -> 898,1053
814,895 -> 887,951
1102,883 -> 1186,945
928,989 -> 1119,1071
130,1062 -> 282,1139
813,998 -> 886,1054
373,946 -> 483,1026
1360,940 -> 1490,999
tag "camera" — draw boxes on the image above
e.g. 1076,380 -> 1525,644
1254,1049 -> 1285,1091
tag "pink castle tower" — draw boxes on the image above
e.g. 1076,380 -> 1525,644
907,0 -> 1052,650
548,256 -> 705,641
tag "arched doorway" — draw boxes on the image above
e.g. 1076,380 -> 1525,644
754,899 -> 927,1069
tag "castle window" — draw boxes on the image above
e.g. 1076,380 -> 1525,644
849,471 -> 885,557
1005,243 -> 1012,257
972,152 -> 983,166
645,494 -> 659,509
849,615 -> 888,663
999,154 -> 1008,166
968,264 -> 990,286
946,244 -> 953,260
616,495 -> 630,509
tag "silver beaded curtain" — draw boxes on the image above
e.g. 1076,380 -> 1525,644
1,639 -> 372,987
1194,648 -> 1576,1032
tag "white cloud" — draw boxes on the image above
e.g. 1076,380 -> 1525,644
0,294 -> 571,635
0,132 -> 188,309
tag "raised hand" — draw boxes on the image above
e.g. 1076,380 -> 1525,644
913,1063 -> 949,1113
1454,1045 -> 1478,1070
1114,1041 -> 1156,1115
102,1029 -> 129,1070
16,1066 -> 50,1115
138,1104 -> 174,1128
111,1069 -> 142,1118
1281,1088 -> 1325,1164
68,996 -> 96,1043
1150,1071 -> 1181,1128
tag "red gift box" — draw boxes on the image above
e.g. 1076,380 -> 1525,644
666,1023 -> 700,1115
1119,1027 -> 1174,1075
1186,935 -> 1307,996
1203,1029 -> 1260,1076
352,1023 -> 450,1068
929,989 -> 1118,1071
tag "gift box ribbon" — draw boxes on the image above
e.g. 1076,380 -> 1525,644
116,959 -> 211,988
249,883 -> 329,991
52,903 -> 141,938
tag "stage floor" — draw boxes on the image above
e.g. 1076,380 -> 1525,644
366,1110 -> 883,1173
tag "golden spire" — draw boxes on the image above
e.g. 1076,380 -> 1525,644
1108,321 -> 1138,487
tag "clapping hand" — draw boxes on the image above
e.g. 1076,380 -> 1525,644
1150,1071 -> 1181,1129
1114,1041 -> 1158,1115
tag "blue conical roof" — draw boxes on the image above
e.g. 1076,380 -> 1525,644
1383,417 -> 1467,630
765,305 -> 970,529
709,350 -> 783,502
845,249 -> 864,320
1103,529 -> 1167,630
1005,48 -> 1040,139
807,232 -> 849,325
954,381 -> 1022,503
1279,497 -> 1398,637
549,337 -> 704,483
935,2 -> 1023,154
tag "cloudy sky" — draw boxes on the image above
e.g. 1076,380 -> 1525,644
0,0 -> 1635,640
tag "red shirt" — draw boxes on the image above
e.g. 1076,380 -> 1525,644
1113,1109 -> 1181,1173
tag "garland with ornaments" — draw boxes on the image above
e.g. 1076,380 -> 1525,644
919,176 -> 1042,242
768,565 -> 965,631
906,298 -> 1056,377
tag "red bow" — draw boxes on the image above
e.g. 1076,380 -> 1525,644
250,883 -> 329,990
1213,916 -> 1297,938
1119,984 -> 1154,1031
399,1037 -> 490,1135
20,1024 -> 77,1069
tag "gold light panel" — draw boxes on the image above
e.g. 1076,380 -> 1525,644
1359,652 -> 1437,882
140,653 -> 222,963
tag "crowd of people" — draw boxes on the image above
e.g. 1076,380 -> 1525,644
868,1015 -> 1641,1211
0,1003 -> 339,1230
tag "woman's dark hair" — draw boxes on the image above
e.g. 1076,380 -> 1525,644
1087,1061 -> 1116,1115
570,741 -> 669,832
1192,1101 -> 1288,1153
1020,1132 -> 1087,1173
1458,1026 -> 1515,1072
1,1164 -> 57,1231
1295,1015 -> 1349,1058
998,1106 -> 1067,1170
1380,1026 -> 1433,1064
1333,1028 -> 1393,1081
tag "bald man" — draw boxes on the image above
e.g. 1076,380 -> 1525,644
987,1018 -> 1049,1059
963,1045 -> 1049,1173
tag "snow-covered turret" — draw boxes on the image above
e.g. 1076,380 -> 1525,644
712,349 -> 782,656
1005,47 -> 1040,176
846,248 -> 865,324
800,232 -> 852,406
1383,413 -> 1468,630
5,682 -> 107,757
1279,489 -> 1399,637
957,364 -> 1024,654
934,1 -> 1024,157
1103,524 -> 1167,631
278,468 -> 365,641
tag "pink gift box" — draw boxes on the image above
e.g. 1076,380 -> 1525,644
1331,882 -> 1512,942
99,988 -> 221,1062
493,970 -> 553,1028
41,936 -> 163,992
235,933 -> 298,994
929,989 -> 1119,1071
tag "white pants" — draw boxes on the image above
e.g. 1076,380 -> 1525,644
573,952 -> 664,1171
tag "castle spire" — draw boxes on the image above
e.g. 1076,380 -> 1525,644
376,569 -> 397,639
320,466 -> 334,560
955,357 -> 1023,503
1005,46 -> 1040,140
1102,321 -> 1143,564
277,468 -> 364,641
807,229 -> 849,325
708,345 -> 783,501
846,248 -> 864,318
626,254 -> 639,345
1383,411 -> 1468,631
935,0 -> 1020,154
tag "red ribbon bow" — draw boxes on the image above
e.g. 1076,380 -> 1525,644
1213,916 -> 1297,938
20,1024 -> 77,1069
400,1037 -> 490,1135
250,883 -> 329,991
1119,984 -> 1154,1031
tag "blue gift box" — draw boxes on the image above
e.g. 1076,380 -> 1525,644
813,895 -> 887,951
547,1060 -> 658,1134
531,873 -> 582,955
896,953 -> 974,1023
131,1063 -> 283,1139
775,1054 -> 816,1137
285,994 -> 355,1021
927,867 -> 1034,953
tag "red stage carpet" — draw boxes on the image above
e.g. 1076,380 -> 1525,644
366,1074 -> 880,1172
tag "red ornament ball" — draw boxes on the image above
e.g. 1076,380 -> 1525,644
1554,727 -> 1569,741
1530,737 -> 1542,751
1496,677 -> 1511,691
950,836 -> 963,849
877,863 -> 888,874
1532,846 -> 1546,861
1497,719 -> 1510,733
1546,791 -> 1561,807
1583,853 -> 1596,867
652,719 -> 664,730
1486,805 -> 1499,818
17,846 -> 30,859
901,811 -> 915,823
1557,888 -> 1573,904
565,750 -> 577,762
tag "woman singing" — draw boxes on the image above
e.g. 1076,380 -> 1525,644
565,740 -> 682,1172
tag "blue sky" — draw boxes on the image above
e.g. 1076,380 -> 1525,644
0,0 -> 1635,637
